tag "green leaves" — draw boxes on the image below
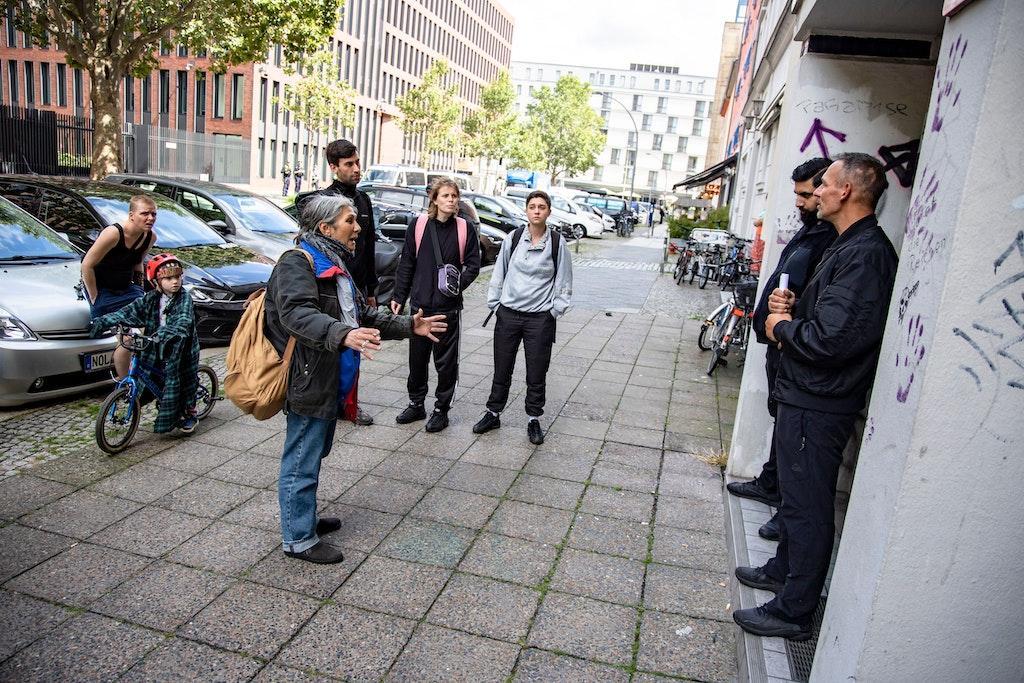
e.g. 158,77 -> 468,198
395,60 -> 461,167
524,76 -> 606,182
462,70 -> 519,161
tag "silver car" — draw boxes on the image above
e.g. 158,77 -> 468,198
0,197 -> 116,406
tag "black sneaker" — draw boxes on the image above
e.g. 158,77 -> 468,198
284,541 -> 345,564
759,513 -> 781,541
396,403 -> 427,424
726,479 -> 781,507
733,605 -> 811,641
352,408 -> 374,426
472,411 -> 501,434
425,409 -> 449,433
527,419 -> 544,445
735,565 -> 784,593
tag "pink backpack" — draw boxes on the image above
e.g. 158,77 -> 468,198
414,214 -> 468,263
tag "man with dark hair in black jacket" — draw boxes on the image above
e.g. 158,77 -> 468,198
727,158 -> 835,541
732,153 -> 898,641
295,139 -> 378,425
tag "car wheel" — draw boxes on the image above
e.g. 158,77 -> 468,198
572,224 -> 586,240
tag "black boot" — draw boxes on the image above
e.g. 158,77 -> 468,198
726,478 -> 781,507
733,605 -> 811,641
396,402 -> 427,424
759,513 -> 781,541
735,565 -> 784,593
425,409 -> 449,433
473,411 -> 501,434
527,419 -> 544,445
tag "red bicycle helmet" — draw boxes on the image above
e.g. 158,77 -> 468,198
145,253 -> 183,284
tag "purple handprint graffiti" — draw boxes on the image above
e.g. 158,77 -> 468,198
931,34 -> 967,132
895,314 -> 927,403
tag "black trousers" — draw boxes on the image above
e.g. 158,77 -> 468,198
486,306 -> 556,417
763,403 -> 857,624
407,309 -> 460,411
756,347 -> 782,496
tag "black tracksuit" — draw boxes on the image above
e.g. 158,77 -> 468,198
393,215 -> 480,411
762,214 -> 898,625
749,219 -> 836,497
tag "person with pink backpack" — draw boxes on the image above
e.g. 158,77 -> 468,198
390,177 -> 480,432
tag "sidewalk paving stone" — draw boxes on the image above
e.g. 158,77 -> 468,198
458,532 -> 558,587
590,460 -> 660,493
316,503 -> 401,553
513,648 -> 631,682
485,499 -> 574,545
652,526 -> 730,573
206,452 -> 281,489
334,555 -> 450,619
167,520 -> 278,574
0,476 -> 74,520
371,453 -> 452,486
222,489 -> 282,532
655,494 -> 727,534
375,517 -> 475,568
522,451 -> 595,482
387,623 -> 519,683
580,484 -> 655,523
146,441 -> 240,474
636,610 -> 736,681
154,477 -> 259,519
0,524 -> 74,582
527,591 -> 638,666
567,513 -> 650,560
507,473 -> 585,510
0,590 -> 73,660
338,474 -> 428,515
89,462 -> 197,503
90,506 -> 212,558
410,486 -> 500,529
5,541 -> 151,606
426,572 -> 539,642
19,489 -> 140,538
550,547 -> 645,606
193,421 -> 278,451
439,461 -> 518,497
643,563 -> 732,622
247,546 -> 366,599
120,639 -> 262,682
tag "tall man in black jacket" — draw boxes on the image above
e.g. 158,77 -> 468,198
391,178 -> 480,432
732,153 -> 898,640
295,139 -> 378,425
727,158 -> 836,541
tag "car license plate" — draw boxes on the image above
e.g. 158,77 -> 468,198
82,349 -> 115,373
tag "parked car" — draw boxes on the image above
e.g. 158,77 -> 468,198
504,195 -> 575,241
506,188 -> 602,239
0,176 -> 273,346
359,164 -> 428,189
579,202 -> 616,232
0,196 -> 118,406
465,192 -> 527,234
478,223 -> 505,266
574,194 -> 633,228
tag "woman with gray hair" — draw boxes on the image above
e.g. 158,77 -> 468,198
263,194 -> 447,564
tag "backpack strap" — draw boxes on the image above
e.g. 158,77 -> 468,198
549,228 -> 560,270
414,214 -> 429,256
455,216 -> 467,263
504,227 -> 525,272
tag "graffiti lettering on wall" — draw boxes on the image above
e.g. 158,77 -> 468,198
775,210 -> 802,246
799,118 -> 847,159
878,139 -> 921,188
903,167 -> 947,274
932,34 -> 967,133
795,99 -> 909,118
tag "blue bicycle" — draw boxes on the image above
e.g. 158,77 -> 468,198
95,326 -> 219,454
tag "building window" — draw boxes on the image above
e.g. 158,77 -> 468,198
589,72 -> 595,84
195,71 -> 206,116
626,149 -> 636,166
631,94 -> 641,111
271,81 -> 279,123
123,75 -> 133,111
695,100 -> 706,118
270,140 -> 278,178
516,84 -> 521,95
610,148 -> 620,165
677,136 -> 688,152
599,73 -> 605,85
41,63 -> 50,105
600,109 -> 610,121
674,80 -> 681,91
657,96 -> 667,114
667,116 -> 677,133
158,70 -> 170,114
647,170 -> 658,186
593,166 -> 603,181
177,44 -> 188,57
652,134 -> 662,151
7,61 -> 18,104
141,73 -> 150,113
697,81 -> 705,93
662,153 -> 672,170
601,92 -> 611,109
654,78 -> 659,90
258,138 -> 265,177
56,63 -> 67,106
692,118 -> 703,136
176,70 -> 187,116
630,76 -> 636,88
626,131 -> 636,149
72,68 -> 83,108
259,77 -> 267,122
213,73 -> 225,118
688,155 -> 699,171
23,62 -> 34,106
159,39 -> 170,56
5,8 -> 15,46
231,74 -> 244,119
538,68 -> 543,80
642,114 -> 651,131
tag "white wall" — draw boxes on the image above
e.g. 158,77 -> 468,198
815,0 -> 1024,678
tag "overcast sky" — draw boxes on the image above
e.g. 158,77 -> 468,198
502,0 -> 741,77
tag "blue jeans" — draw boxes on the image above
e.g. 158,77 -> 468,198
278,411 -> 336,552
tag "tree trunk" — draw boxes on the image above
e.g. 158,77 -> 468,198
89,68 -> 123,180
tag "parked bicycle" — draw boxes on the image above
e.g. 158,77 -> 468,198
95,326 -> 219,454
672,240 -> 697,285
695,245 -> 725,289
704,277 -> 760,376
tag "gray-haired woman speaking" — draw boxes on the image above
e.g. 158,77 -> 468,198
264,194 -> 446,564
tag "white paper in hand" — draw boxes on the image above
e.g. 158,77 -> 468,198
779,273 -> 790,291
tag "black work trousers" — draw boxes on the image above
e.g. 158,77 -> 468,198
756,347 -> 782,496
763,403 -> 856,625
407,309 -> 460,412
486,306 -> 556,417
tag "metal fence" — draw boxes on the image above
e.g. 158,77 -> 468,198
0,105 -> 93,176
129,124 -> 251,184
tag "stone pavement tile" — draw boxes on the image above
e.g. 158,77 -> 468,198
568,388 -> 619,409
580,485 -> 655,523
426,572 -> 539,642
400,430 -> 476,460
527,592 -> 637,666
341,424 -> 413,451
334,555 -> 449,620
167,521 -> 278,575
371,453 -> 452,486
652,527 -> 729,573
558,402 -> 615,422
410,486 -> 500,529
222,489 -> 281,532
461,441 -> 534,471
5,542 -> 151,606
664,431 -> 720,455
29,449 -> 132,487
636,610 -> 736,681
655,495 -> 726,535
387,623 -> 519,683
0,476 -> 73,520
535,433 -> 603,459
643,563 -> 731,622
146,441 -> 240,474
611,408 -> 667,431
316,503 -> 402,553
92,560 -> 231,630
523,451 -> 595,483
193,421 -> 277,451
567,513 -> 650,560
154,477 -> 259,518
658,471 -> 723,503
19,489 -> 140,539
277,604 -> 415,681
662,450 -> 723,480
89,463 -> 196,504
590,461 -> 660,494
315,467 -> 364,502
548,416 -> 610,440
438,461 -> 518,497
121,638 -> 262,682
665,402 -> 719,424
90,506 -> 211,558
0,612 -> 162,682
376,517 -> 475,568
251,664 -> 330,682
181,581 -> 320,659
247,431 -> 286,458
338,475 -> 428,515
507,473 -> 585,511
486,500 -> 574,545
247,547 -> 366,599
0,589 -> 73,660
458,532 -> 558,587
605,424 -> 664,449
513,648 -> 631,682
321,443 -> 391,472
207,452 -> 281,489
550,548 -> 645,606
0,524 -> 74,582
665,418 -> 720,441
598,442 -> 663,471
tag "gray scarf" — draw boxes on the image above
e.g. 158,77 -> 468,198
302,231 -> 354,271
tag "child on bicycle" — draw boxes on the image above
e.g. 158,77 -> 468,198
90,253 -> 202,434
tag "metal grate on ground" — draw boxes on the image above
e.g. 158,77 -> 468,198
786,596 -> 827,681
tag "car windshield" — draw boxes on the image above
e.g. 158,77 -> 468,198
365,169 -> 398,184
551,197 -> 575,213
215,194 -> 297,234
492,197 -> 526,219
87,191 -> 225,248
0,200 -> 79,260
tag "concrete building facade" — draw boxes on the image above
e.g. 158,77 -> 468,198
509,60 -> 715,200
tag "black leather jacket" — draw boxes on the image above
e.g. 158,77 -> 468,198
263,249 -> 411,420
772,215 -> 898,414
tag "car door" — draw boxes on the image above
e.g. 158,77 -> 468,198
37,189 -> 104,251
178,189 -> 231,233
0,181 -> 43,223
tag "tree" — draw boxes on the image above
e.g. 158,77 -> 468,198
525,76 -> 606,182
395,60 -> 460,168
506,122 -> 545,171
278,50 -> 357,171
11,0 -> 344,179
462,70 -> 518,191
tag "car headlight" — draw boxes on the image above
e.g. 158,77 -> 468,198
184,284 -> 232,302
0,305 -> 37,341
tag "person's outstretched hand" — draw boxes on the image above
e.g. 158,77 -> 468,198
412,308 -> 447,342
344,327 -> 382,359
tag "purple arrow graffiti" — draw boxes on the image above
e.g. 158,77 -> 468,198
799,118 -> 847,158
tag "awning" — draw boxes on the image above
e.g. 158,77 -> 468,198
673,154 -> 737,189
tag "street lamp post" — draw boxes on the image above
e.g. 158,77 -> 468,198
605,96 -> 638,205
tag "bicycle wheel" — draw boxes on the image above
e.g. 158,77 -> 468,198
688,261 -> 698,284
707,348 -> 724,376
96,386 -> 141,454
195,365 -> 220,419
697,323 -> 713,351
699,266 -> 710,289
